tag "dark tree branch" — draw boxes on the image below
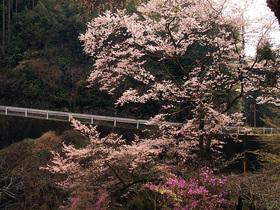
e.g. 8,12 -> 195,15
105,160 -> 126,187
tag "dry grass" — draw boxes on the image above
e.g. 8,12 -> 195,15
226,164 -> 280,209
32,131 -> 62,153
0,135 -> 66,209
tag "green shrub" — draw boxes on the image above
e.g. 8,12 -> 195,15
253,135 -> 280,164
60,129 -> 89,148
22,138 -> 35,144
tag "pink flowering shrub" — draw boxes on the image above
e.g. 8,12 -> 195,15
145,166 -> 228,209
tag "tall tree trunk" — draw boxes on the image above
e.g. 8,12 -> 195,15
2,0 -> 5,56
199,135 -> 204,161
198,111 -> 205,161
8,0 -> 10,43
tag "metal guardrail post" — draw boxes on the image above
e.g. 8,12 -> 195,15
46,111 -> 49,120
5,107 -> 8,115
91,116 -> 93,124
25,109 -> 28,117
136,120 -> 139,129
114,118 -> 117,127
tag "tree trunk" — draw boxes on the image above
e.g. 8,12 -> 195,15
8,0 -> 10,43
2,0 -> 5,56
198,111 -> 205,161
15,0 -> 17,13
199,135 -> 204,161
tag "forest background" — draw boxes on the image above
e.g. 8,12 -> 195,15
1,0 -> 279,127
0,0 -> 162,121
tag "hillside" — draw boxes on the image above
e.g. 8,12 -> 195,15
0,0 -> 143,116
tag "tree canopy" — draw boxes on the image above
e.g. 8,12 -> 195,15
78,0 -> 280,159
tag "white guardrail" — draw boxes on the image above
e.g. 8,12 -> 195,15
221,126 -> 280,135
0,105 -> 279,134
0,105 -> 151,129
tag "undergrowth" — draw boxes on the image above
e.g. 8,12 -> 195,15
1,132 -> 280,209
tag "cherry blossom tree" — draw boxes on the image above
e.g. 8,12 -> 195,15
41,0 -> 280,208
79,0 -> 280,158
79,0 -> 250,160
